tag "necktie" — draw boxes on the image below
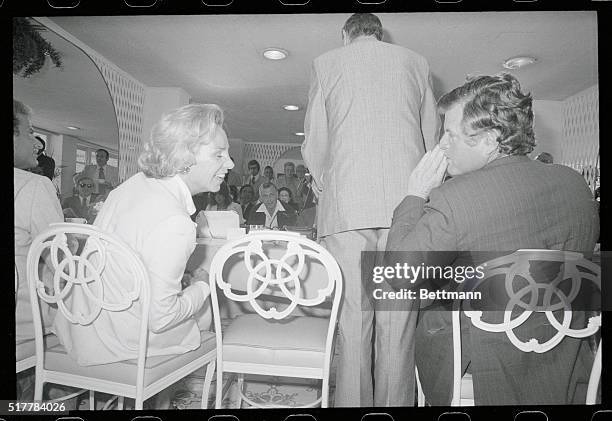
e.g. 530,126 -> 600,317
81,197 -> 85,208
99,167 -> 105,180
251,176 -> 255,185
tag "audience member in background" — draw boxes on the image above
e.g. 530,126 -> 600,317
34,136 -> 55,180
54,104 -> 234,407
277,161 -> 299,198
224,157 -> 243,188
191,192 -> 209,222
244,159 -> 265,200
62,175 -> 98,222
263,165 -> 276,183
386,73 -> 599,405
229,184 -> 240,203
239,184 -> 257,223
278,186 -> 300,213
247,182 -> 296,228
203,180 -> 244,224
302,12 -> 438,406
535,151 -> 553,164
79,148 -> 119,197
14,99 -> 64,400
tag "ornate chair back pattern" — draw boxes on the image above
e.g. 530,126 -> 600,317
27,223 -> 151,386
461,249 -> 600,353
450,249 -> 601,405
209,231 -> 342,320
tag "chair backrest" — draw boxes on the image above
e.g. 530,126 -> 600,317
209,231 -> 342,321
462,249 -> 601,352
451,249 -> 601,405
27,223 -> 150,388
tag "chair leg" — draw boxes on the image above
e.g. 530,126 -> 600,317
89,390 -> 95,410
215,360 -> 223,409
117,396 -> 124,410
321,378 -> 329,408
201,360 -> 216,409
237,374 -> 244,409
34,374 -> 43,401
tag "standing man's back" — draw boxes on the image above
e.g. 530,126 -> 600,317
302,13 -> 438,406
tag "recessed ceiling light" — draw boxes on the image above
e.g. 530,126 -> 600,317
66,126 -> 80,130
283,105 -> 300,111
295,132 -> 305,136
263,48 -> 288,60
502,56 -> 537,70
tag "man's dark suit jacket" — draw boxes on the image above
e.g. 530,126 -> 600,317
387,155 -> 599,405
62,194 -> 98,219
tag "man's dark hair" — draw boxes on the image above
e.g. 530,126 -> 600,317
437,73 -> 536,156
240,184 -> 254,194
35,136 -> 46,152
248,159 -> 260,172
96,148 -> 110,159
342,13 -> 383,42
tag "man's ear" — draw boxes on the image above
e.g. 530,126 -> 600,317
481,130 -> 500,154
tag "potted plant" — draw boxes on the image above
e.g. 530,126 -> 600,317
13,17 -> 63,78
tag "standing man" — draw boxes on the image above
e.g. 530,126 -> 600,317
243,159 -> 265,201
302,13 -> 438,406
80,148 -> 118,197
386,73 -> 598,405
34,136 -> 56,180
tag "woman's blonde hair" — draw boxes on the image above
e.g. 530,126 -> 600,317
138,103 -> 224,178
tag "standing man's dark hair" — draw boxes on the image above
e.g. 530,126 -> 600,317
342,13 -> 383,42
96,148 -> 110,160
247,159 -> 260,172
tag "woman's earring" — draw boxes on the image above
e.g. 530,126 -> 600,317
179,166 -> 191,174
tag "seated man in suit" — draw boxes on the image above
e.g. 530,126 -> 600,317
62,175 -> 98,221
239,184 -> 257,223
386,73 -> 599,405
79,148 -> 118,197
247,182 -> 297,228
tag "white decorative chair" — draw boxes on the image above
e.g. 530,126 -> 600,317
446,249 -> 601,406
27,223 -> 216,410
209,231 -> 342,408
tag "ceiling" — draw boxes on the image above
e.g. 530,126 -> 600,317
22,11 -> 599,145
13,23 -> 118,149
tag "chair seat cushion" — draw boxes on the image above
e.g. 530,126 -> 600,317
222,314 -> 329,369
44,331 -> 215,387
17,334 -> 60,363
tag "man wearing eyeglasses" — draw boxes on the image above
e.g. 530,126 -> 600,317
62,175 -> 98,220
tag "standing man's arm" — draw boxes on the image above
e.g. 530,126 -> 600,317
420,67 -> 440,152
302,62 -> 328,195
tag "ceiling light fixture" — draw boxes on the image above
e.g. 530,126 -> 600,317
283,105 -> 300,111
66,126 -> 80,130
295,132 -> 305,136
502,56 -> 537,70
263,48 -> 288,60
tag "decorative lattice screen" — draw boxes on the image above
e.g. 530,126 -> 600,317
561,85 -> 599,191
89,57 -> 145,182
242,142 -> 299,174
36,18 -> 146,184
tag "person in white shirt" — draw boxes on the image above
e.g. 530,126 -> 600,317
247,182 -> 288,228
53,104 -> 234,407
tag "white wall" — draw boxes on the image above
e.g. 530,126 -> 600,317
532,100 -> 563,162
141,87 -> 191,145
